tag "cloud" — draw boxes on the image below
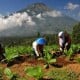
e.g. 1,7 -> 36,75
0,12 -> 36,31
0,14 -> 4,18
36,13 -> 45,20
64,2 -> 79,10
36,13 -> 42,18
36,10 -> 62,19
43,10 -> 62,17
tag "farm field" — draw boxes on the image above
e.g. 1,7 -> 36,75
0,0 -> 80,80
0,44 -> 80,80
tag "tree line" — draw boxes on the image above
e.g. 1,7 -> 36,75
0,22 -> 80,46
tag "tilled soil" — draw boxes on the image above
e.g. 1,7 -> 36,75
0,53 -> 80,80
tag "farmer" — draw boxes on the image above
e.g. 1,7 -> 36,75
58,31 -> 71,52
0,43 -> 5,62
32,38 -> 46,58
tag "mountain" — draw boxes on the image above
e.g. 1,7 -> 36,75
0,3 -> 78,37
18,3 -> 51,15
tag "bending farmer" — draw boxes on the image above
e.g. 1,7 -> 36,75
58,31 -> 71,52
32,38 -> 46,58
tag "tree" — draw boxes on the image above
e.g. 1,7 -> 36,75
37,32 -> 41,37
72,22 -> 80,44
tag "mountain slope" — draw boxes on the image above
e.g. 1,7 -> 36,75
0,3 -> 78,37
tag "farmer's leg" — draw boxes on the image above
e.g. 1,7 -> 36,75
66,43 -> 71,51
32,48 -> 40,59
40,50 -> 45,57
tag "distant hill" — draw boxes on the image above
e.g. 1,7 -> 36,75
0,3 -> 78,37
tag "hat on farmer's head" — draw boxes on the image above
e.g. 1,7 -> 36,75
36,38 -> 46,45
58,31 -> 64,37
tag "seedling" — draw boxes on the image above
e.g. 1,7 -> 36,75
4,68 -> 19,80
25,66 -> 44,80
44,50 -> 56,69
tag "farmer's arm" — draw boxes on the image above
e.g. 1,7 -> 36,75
32,42 -> 39,57
34,45 -> 40,57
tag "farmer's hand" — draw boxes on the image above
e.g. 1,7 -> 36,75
65,43 -> 68,47
35,50 -> 40,57
60,47 -> 63,51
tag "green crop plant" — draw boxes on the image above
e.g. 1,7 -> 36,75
64,45 -> 80,59
5,45 -> 32,62
24,66 -> 44,80
70,45 -> 80,54
44,50 -> 56,69
44,45 -> 58,52
4,68 -> 19,80
16,46 -> 32,55
5,46 -> 19,62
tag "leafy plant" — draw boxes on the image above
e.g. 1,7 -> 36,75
44,50 -> 56,68
72,22 -> 80,44
5,46 -> 32,62
4,68 -> 19,80
24,66 -> 44,80
64,45 -> 80,58
5,47 -> 19,62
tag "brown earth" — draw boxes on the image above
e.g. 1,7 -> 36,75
0,53 -> 80,80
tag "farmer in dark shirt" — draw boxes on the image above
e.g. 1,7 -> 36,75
58,31 -> 71,52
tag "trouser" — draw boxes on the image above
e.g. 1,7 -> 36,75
61,43 -> 71,51
32,50 -> 44,58
65,43 -> 71,51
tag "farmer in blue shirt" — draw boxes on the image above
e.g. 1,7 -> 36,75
32,38 -> 46,58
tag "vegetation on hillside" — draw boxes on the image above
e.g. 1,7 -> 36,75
72,22 -> 80,44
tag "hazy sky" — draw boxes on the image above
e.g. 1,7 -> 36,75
0,0 -> 80,21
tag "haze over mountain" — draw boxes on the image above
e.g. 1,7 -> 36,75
0,3 -> 78,37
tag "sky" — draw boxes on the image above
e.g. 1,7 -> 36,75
0,0 -> 80,21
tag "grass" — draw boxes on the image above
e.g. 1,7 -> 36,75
47,69 -> 80,80
0,67 -> 4,80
